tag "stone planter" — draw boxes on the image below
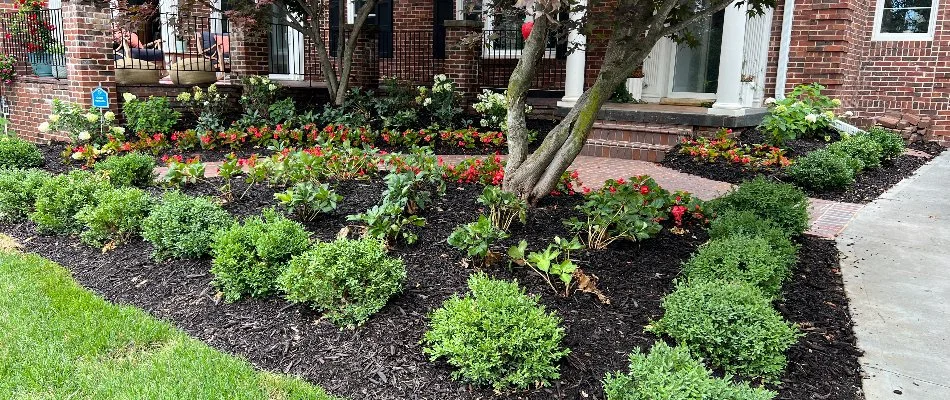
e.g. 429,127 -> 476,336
625,77 -> 644,101
740,81 -> 755,107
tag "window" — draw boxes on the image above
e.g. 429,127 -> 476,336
873,0 -> 937,40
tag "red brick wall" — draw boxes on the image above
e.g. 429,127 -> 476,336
2,77 -> 70,142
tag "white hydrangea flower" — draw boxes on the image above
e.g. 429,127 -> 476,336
823,110 -> 836,119
103,111 -> 115,121
122,92 -> 136,102
774,104 -> 788,113
71,151 -> 83,160
249,76 -> 259,85
764,97 -> 776,105
85,112 -> 99,123
111,126 -> 125,136
832,98 -> 842,107
805,114 -> 818,123
38,122 -> 50,133
844,111 -> 854,117
77,131 -> 91,141
49,114 -> 60,123
177,92 -> 192,102
268,84 -> 277,91
423,98 -> 432,107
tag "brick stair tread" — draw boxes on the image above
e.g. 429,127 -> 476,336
592,122 -> 691,135
584,138 -> 674,151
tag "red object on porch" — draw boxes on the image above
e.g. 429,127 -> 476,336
521,21 -> 534,39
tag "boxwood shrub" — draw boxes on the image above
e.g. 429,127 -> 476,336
141,191 -> 233,259
76,187 -> 152,247
0,168 -> 50,222
0,135 -> 42,169
827,134 -> 883,170
211,209 -> 311,302
603,342 -> 776,400
863,127 -> 905,160
708,210 -> 798,266
278,238 -> 405,326
422,272 -> 569,390
94,152 -> 156,188
649,280 -> 801,380
30,170 -> 111,234
709,177 -> 810,236
786,149 -> 856,191
682,235 -> 793,299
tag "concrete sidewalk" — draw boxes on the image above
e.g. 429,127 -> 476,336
837,152 -> 950,399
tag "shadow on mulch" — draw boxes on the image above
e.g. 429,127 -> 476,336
662,128 -> 948,204
2,177 -> 863,400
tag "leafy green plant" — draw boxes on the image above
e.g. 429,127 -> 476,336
160,155 -> 206,187
416,74 -> 461,129
44,99 -> 125,146
682,235 -> 794,299
122,94 -> 181,135
0,135 -> 42,168
347,202 -> 426,245
602,341 -> 776,400
447,215 -> 509,266
94,152 -> 156,188
508,236 -> 583,296
709,177 -> 810,236
761,83 -> 841,145
275,182 -> 341,222
30,170 -> 111,234
785,148 -> 855,190
176,85 -> 229,134
374,77 -> 419,131
382,171 -> 442,215
476,185 -> 527,231
237,75 -> 280,128
278,238 -> 406,326
141,191 -> 233,259
708,210 -> 798,266
827,134 -> 883,170
0,168 -> 50,222
649,280 -> 801,380
564,182 -> 664,249
75,187 -> 152,247
422,272 -> 569,390
268,97 -> 296,125
863,126 -> 905,160
211,209 -> 311,302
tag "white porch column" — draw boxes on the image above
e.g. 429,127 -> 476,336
710,1 -> 749,116
558,0 -> 587,107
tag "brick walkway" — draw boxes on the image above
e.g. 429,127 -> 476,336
159,155 -> 862,239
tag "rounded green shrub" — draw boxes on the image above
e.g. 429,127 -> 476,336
682,235 -> 793,298
94,152 -> 156,188
863,127 -> 905,160
786,149 -> 856,191
649,280 -> 801,380
422,272 -> 570,390
603,342 -> 776,400
76,187 -> 152,246
30,170 -> 111,234
141,191 -> 233,259
278,238 -> 405,326
710,177 -> 810,236
211,209 -> 311,302
708,210 -> 799,266
0,135 -> 42,169
0,168 -> 50,222
827,134 -> 883,170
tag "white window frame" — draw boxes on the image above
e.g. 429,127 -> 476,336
872,0 -> 938,41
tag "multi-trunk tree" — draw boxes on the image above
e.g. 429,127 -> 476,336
498,0 -> 773,202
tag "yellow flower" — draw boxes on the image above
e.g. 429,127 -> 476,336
103,111 -> 115,121
85,113 -> 99,123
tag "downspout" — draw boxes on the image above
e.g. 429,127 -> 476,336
775,0 -> 795,100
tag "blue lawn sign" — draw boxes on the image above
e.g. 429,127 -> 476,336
91,86 -> 109,109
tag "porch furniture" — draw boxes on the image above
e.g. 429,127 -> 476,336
196,32 -> 230,73
113,32 -> 164,84
168,56 -> 217,85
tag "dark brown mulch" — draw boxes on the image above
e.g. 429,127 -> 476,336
661,128 -> 947,204
2,177 -> 862,400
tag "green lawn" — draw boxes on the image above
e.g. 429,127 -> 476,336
0,249 -> 340,400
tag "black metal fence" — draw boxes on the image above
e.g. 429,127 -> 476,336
111,11 -> 231,74
379,29 -> 444,85
0,8 -> 67,79
480,28 -> 566,92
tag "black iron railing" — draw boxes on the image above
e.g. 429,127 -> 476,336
0,8 -> 67,79
379,29 -> 444,85
480,28 -> 566,91
111,11 -> 231,73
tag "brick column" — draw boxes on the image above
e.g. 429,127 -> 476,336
62,0 -> 116,110
443,20 -> 482,108
228,25 -> 270,79
345,24 -> 379,91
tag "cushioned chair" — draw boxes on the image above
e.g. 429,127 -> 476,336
197,32 -> 230,72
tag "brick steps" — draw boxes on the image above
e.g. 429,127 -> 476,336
580,121 -> 692,162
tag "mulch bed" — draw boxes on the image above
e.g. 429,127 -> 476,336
2,176 -> 863,400
662,128 -> 947,204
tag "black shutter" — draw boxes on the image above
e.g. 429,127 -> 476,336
433,0 -> 453,59
329,0 -> 339,56
377,0 -> 393,58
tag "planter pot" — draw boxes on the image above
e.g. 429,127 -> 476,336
115,59 -> 162,85
168,57 -> 217,86
626,77 -> 644,101
740,82 -> 755,107
28,52 -> 53,78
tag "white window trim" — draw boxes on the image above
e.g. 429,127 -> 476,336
871,0 -> 937,41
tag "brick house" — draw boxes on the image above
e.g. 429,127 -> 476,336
0,0 -> 947,158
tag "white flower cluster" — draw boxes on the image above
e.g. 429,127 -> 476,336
432,74 -> 453,94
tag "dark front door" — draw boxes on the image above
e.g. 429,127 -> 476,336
433,0 -> 454,59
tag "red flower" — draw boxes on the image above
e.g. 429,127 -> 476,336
617,178 -> 626,185
640,186 -> 650,195
671,205 -> 687,225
